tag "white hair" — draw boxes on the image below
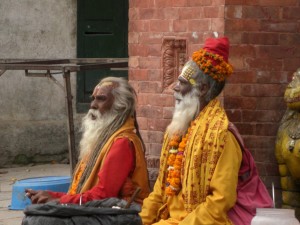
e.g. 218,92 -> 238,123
78,77 -> 137,159
78,109 -> 118,160
167,88 -> 201,137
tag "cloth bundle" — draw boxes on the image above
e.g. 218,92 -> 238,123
22,198 -> 142,225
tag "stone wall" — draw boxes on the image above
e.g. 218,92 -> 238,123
0,0 -> 78,167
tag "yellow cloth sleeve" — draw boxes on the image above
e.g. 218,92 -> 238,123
179,131 -> 242,225
139,175 -> 164,225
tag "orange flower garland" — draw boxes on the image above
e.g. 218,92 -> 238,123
165,132 -> 189,196
192,49 -> 233,82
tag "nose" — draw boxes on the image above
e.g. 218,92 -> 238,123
90,99 -> 97,109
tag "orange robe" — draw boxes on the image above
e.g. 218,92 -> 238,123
50,117 -> 150,204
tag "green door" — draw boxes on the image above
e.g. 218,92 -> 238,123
76,0 -> 128,112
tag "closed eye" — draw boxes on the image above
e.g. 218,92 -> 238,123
178,76 -> 189,85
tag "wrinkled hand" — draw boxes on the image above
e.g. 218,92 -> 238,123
25,189 -> 58,204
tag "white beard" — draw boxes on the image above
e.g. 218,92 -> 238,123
166,89 -> 200,137
78,109 -> 117,160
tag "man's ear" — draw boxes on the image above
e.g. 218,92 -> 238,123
199,83 -> 209,97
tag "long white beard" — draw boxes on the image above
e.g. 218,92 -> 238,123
78,109 -> 117,160
166,89 -> 200,137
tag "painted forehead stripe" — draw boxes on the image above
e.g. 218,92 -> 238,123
180,64 -> 197,85
95,81 -> 118,90
181,67 -> 196,80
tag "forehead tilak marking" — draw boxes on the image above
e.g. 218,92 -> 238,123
181,66 -> 196,80
101,81 -> 114,87
95,81 -> 119,90
180,63 -> 197,85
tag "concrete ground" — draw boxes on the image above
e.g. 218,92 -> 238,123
0,164 -> 70,225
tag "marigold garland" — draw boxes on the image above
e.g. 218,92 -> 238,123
192,49 -> 233,82
165,131 -> 189,196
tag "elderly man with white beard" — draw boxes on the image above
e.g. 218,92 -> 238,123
25,77 -> 150,205
140,37 -> 244,225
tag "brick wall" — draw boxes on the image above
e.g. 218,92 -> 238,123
224,0 -> 300,205
128,0 -> 227,187
128,0 -> 300,199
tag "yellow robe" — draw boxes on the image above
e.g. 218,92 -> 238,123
140,100 -> 242,225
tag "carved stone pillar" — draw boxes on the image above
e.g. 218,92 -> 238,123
162,38 -> 187,90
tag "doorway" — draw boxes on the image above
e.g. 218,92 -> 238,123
76,0 -> 128,112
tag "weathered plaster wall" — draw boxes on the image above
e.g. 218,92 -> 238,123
0,0 -> 78,167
